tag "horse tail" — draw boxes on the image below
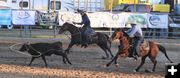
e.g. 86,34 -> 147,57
157,44 -> 173,63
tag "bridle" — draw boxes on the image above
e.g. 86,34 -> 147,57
61,24 -> 82,39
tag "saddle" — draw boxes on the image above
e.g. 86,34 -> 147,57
81,27 -> 97,43
140,40 -> 150,55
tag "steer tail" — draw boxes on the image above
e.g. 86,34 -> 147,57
158,44 -> 173,63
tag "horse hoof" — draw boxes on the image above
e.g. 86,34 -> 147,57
101,56 -> 108,59
145,69 -> 153,73
102,64 -> 108,68
115,64 -> 119,68
133,69 -> 137,73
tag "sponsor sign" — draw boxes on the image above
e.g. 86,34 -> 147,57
12,10 -> 36,25
58,11 -> 168,28
0,9 -> 12,25
148,14 -> 168,28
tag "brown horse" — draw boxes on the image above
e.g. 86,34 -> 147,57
58,22 -> 114,59
105,29 -> 173,72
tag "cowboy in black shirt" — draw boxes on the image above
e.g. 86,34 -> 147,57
73,9 -> 93,48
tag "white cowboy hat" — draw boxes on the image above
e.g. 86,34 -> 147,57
127,21 -> 138,25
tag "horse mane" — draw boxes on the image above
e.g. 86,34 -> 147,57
65,22 -> 74,26
115,28 -> 129,38
121,30 -> 129,37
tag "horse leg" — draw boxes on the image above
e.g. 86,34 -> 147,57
105,55 -> 118,67
97,44 -> 109,59
107,47 -> 114,58
149,56 -> 157,72
114,55 -> 120,67
28,57 -> 36,66
62,55 -> 72,65
65,42 -> 74,54
41,55 -> 48,67
134,55 -> 148,72
64,55 -> 72,65
62,57 -> 67,64
105,38 -> 114,58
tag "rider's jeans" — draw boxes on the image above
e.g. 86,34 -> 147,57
132,36 -> 144,56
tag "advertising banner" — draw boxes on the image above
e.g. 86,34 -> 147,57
0,9 -> 12,25
148,14 -> 168,28
12,10 -> 36,25
58,11 -> 168,28
124,13 -> 148,28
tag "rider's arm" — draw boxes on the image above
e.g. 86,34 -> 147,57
126,26 -> 138,37
73,15 -> 87,25
73,22 -> 83,25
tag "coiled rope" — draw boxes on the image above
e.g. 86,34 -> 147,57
9,43 -> 32,57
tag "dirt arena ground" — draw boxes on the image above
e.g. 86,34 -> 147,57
0,37 -> 179,78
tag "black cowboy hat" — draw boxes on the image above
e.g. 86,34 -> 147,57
77,9 -> 85,13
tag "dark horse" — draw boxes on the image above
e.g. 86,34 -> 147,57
58,22 -> 113,59
105,29 -> 173,72
19,41 -> 72,67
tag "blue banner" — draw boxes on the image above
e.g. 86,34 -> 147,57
0,9 -> 12,25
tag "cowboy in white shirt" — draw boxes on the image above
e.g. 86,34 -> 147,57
126,22 -> 144,59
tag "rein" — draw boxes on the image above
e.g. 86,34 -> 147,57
10,43 -> 64,58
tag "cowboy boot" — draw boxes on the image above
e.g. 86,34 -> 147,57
83,35 -> 88,48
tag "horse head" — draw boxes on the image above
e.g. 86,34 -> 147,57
59,22 -> 70,34
58,22 -> 75,34
110,29 -> 124,41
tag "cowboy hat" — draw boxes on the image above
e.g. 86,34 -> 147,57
126,21 -> 138,25
77,9 -> 85,13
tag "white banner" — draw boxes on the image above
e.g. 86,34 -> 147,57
12,10 -> 36,25
101,12 -> 126,28
148,14 -> 168,28
59,12 -> 80,26
59,12 -> 104,28
58,11 -> 168,28
124,13 -> 148,28
58,12 -> 127,28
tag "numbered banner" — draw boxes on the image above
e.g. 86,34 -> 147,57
12,10 -> 36,25
0,9 -> 12,25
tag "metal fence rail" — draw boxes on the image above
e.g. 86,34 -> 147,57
0,29 -> 179,39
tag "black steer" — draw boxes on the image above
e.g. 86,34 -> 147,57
19,41 -> 72,67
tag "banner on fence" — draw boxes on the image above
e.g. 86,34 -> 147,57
101,12 -> 126,28
124,13 -> 148,28
148,14 -> 168,28
12,10 -> 36,25
0,9 -> 12,25
58,11 -> 168,28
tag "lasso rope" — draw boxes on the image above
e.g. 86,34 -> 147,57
10,43 -> 44,57
10,43 -> 66,58
9,43 -> 31,57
